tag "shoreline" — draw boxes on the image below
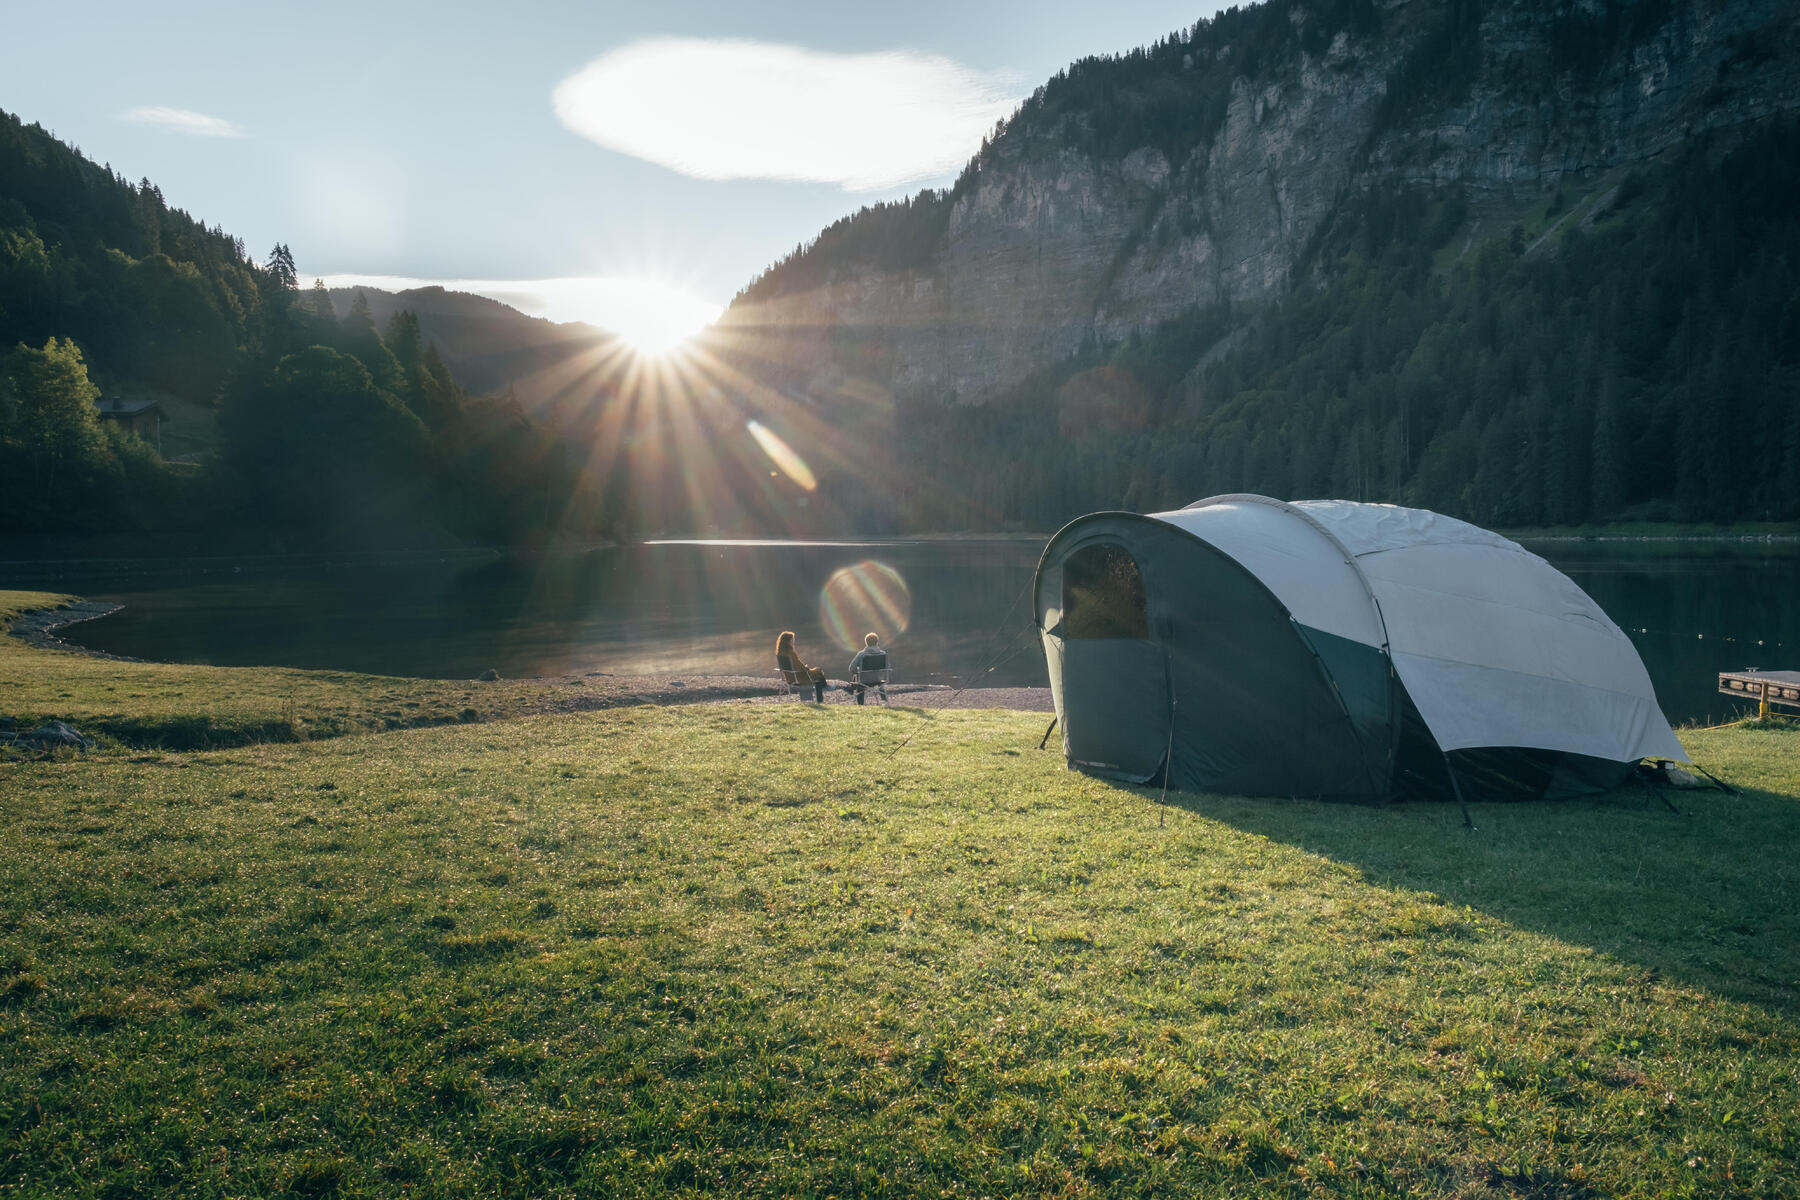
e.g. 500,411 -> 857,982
2,525 -> 1797,575
6,598 -> 1055,714
7,599 -> 138,661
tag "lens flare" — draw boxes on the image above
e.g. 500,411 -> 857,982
747,420 -> 817,491
820,560 -> 912,653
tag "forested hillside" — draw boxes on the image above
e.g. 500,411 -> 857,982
710,0 -> 1800,533
323,285 -> 621,414
904,123 -> 1800,530
0,109 -> 606,545
0,110 -> 257,405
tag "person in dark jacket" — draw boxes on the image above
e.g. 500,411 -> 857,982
848,632 -> 890,705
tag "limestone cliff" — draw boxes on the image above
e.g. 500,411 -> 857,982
711,0 -> 1800,407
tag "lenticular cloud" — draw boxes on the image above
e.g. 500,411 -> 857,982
553,38 -> 1019,192
119,106 -> 247,138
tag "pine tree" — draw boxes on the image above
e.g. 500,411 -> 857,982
1590,369 -> 1626,517
336,291 -> 401,391
265,243 -> 297,292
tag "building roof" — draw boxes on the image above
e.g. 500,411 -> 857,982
93,397 -> 165,417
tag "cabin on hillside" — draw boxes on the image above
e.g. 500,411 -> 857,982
93,397 -> 165,455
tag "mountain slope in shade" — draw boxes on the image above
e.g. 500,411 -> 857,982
711,0 -> 1800,407
682,0 -> 1800,533
325,285 -> 625,414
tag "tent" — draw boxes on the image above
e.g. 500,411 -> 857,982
1033,495 -> 1685,803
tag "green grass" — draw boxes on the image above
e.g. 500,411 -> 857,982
0,592 -> 645,751
2,596 -> 1798,1197
150,389 -> 226,463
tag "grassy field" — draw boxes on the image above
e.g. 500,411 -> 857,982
2,593 -> 1798,1198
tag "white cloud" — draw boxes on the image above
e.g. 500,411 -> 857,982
552,38 -> 1021,192
119,106 -> 246,138
316,274 -> 722,350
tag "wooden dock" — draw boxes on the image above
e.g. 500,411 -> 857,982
1719,669 -> 1800,715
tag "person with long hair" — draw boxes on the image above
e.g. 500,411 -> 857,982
775,630 -> 827,702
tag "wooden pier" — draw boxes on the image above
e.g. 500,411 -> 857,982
1718,669 -> 1800,716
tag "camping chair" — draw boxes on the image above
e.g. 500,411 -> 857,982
776,653 -> 819,701
851,651 -> 890,705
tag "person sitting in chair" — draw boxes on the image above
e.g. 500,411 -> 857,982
776,630 -> 827,702
848,632 -> 891,706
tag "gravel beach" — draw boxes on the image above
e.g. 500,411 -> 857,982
9,600 -> 1054,714
455,673 -> 1056,715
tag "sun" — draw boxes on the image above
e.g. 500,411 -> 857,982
570,276 -> 722,356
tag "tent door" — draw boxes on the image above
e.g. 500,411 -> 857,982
1062,639 -> 1170,783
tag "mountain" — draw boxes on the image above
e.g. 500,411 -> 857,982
7,0 -> 1799,543
702,0 -> 1800,531
0,109 -> 615,546
0,101 -> 779,543
323,286 -> 624,415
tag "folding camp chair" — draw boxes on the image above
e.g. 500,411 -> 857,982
851,651 -> 890,705
776,653 -> 820,701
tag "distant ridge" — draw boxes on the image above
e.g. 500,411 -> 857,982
325,285 -> 622,413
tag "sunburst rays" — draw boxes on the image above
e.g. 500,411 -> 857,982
462,295 -> 988,544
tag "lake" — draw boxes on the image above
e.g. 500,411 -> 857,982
4,537 -> 1796,726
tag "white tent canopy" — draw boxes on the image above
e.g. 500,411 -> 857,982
1153,495 -> 1685,765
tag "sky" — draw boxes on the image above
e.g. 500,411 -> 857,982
9,1 -> 1221,348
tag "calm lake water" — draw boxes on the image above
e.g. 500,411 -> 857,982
4,537 -> 1796,726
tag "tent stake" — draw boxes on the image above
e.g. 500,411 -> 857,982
1444,754 -> 1476,831
1037,717 -> 1058,750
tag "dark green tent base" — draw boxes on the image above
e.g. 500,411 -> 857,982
1388,689 -> 1634,804
1130,741 -> 1636,806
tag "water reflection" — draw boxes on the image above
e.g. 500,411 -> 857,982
1524,539 -> 1800,725
5,537 -> 1795,724
12,540 -> 1040,688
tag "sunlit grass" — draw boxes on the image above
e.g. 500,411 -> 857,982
3,591 -> 1798,1196
3,722 -> 1797,1193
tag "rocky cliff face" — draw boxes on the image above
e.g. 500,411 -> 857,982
713,0 -> 1800,407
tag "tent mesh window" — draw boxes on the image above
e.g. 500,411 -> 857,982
1063,543 -> 1149,640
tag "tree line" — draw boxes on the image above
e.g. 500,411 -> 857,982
0,108 -> 606,547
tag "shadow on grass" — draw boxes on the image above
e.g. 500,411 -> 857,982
1144,776 -> 1800,1016
42,687 -> 767,752
81,711 -> 478,751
